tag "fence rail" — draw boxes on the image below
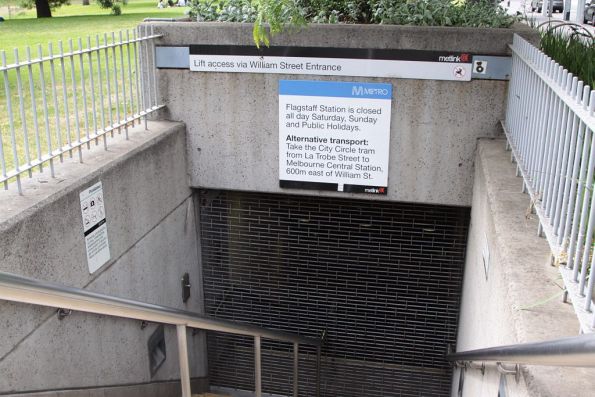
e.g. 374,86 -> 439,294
0,26 -> 164,194
505,34 -> 595,333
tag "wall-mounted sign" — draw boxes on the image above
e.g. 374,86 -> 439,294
80,181 -> 110,273
189,45 -> 472,81
279,80 -> 392,194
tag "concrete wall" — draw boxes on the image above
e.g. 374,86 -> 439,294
454,139 -> 595,397
149,22 -> 538,207
0,121 -> 207,395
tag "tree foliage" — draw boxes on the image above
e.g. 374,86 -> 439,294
19,0 -> 70,17
190,0 -> 519,46
96,0 -> 127,15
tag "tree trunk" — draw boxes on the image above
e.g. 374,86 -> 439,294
82,0 -> 90,5
35,0 -> 52,17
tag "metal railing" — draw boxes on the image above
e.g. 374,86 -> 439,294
447,333 -> 595,369
0,271 -> 323,397
505,34 -> 595,333
0,26 -> 164,194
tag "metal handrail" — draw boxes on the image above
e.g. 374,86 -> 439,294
447,334 -> 595,368
0,271 -> 323,397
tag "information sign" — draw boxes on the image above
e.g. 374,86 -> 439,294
279,80 -> 392,194
80,181 -> 110,273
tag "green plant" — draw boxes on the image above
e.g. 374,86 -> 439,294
97,0 -> 127,15
190,0 -> 520,46
540,28 -> 595,89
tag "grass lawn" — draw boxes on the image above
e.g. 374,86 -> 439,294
0,1 -> 187,59
0,0 -> 185,183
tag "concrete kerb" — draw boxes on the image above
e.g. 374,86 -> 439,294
455,138 -> 595,397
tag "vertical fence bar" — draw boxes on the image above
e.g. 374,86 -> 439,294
111,32 -> 122,134
26,47 -> 43,172
78,38 -> 90,148
547,72 -> 572,220
0,123 -> 7,189
176,325 -> 191,397
141,26 -> 151,129
556,81 -> 583,243
86,37 -> 99,145
254,335 -> 262,397
584,91 -> 595,311
565,89 -> 593,268
68,39 -> 83,162
14,49 -> 33,176
103,33 -> 114,137
48,43 -> 63,161
118,31 -> 129,139
37,45 -> 54,178
126,30 -> 135,126
552,77 -> 578,232
543,66 -> 565,212
133,28 -> 142,125
95,35 -> 108,150
150,26 -> 158,109
544,67 -> 566,214
550,75 -> 576,224
526,54 -> 545,187
1,51 -> 22,193
59,41 -> 73,158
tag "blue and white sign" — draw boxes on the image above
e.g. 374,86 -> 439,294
279,80 -> 392,194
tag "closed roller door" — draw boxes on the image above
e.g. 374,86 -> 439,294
199,190 -> 470,397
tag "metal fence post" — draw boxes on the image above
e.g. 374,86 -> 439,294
254,335 -> 262,397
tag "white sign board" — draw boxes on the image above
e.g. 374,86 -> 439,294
189,45 -> 473,82
80,181 -> 110,273
279,80 -> 392,194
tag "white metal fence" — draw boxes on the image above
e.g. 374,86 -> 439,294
0,26 -> 163,194
505,34 -> 595,333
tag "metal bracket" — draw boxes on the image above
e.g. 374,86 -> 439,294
140,320 -> 149,330
57,308 -> 72,320
497,362 -> 520,383
181,272 -> 191,303
469,362 -> 486,375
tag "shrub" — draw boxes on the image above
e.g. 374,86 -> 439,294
190,0 -> 520,46
540,28 -> 595,89
96,0 -> 127,15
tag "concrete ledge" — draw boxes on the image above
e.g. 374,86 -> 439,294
148,22 -> 539,53
455,139 -> 595,397
0,121 -> 206,393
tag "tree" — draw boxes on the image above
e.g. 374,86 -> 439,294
20,0 -> 70,18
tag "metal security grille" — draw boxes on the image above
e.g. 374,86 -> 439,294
199,190 -> 470,397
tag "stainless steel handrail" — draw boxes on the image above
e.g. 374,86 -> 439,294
0,271 -> 323,397
447,334 -> 595,368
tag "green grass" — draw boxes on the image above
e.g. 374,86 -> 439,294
0,0 -> 184,182
0,1 -> 187,62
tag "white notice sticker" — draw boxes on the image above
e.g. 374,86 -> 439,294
80,181 -> 110,273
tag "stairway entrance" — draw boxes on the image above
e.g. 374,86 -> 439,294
198,190 -> 470,397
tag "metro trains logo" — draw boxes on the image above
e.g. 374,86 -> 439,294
438,53 -> 470,63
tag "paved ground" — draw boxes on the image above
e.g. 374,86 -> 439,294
501,0 -> 595,36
